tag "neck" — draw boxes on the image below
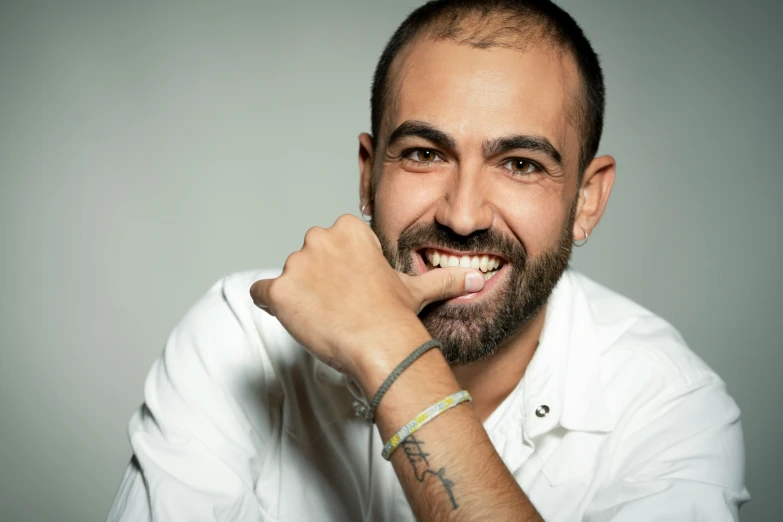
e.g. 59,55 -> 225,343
451,304 -> 547,423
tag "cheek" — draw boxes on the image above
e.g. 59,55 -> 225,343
495,186 -> 572,256
373,171 -> 443,236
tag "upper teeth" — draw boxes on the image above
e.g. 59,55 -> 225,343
424,249 -> 503,274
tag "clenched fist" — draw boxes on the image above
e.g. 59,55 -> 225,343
250,215 -> 484,385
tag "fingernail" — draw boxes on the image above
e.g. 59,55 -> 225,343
465,271 -> 485,293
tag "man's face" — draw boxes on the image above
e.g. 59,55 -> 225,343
368,39 -> 584,365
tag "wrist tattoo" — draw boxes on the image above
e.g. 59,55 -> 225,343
401,435 -> 458,510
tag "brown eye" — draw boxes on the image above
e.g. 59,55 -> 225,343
504,159 -> 537,175
406,149 -> 441,163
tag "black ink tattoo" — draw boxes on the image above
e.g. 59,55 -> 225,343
401,435 -> 459,510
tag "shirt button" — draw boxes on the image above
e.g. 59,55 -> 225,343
535,405 -> 550,418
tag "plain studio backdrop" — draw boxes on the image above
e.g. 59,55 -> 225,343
1,1 -> 780,520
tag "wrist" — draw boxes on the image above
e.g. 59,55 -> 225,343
371,347 -> 462,441
349,317 -> 433,399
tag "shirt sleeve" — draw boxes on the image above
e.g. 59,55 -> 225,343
107,275 -> 279,522
585,377 -> 750,522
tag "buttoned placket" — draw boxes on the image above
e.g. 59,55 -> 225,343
486,272 -> 593,478
522,280 -> 569,442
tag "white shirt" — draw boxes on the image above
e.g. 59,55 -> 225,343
108,269 -> 749,521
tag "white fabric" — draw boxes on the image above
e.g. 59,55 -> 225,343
107,269 -> 749,521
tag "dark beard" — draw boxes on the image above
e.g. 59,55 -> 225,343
371,205 -> 575,365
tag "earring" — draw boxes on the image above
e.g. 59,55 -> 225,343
573,226 -> 589,247
359,201 -> 371,223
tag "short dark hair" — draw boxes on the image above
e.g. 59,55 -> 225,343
370,0 -> 605,175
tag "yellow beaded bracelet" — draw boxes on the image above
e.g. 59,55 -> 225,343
381,390 -> 472,461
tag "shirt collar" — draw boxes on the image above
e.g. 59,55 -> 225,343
488,269 -> 617,455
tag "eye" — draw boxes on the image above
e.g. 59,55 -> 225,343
503,159 -> 539,175
404,148 -> 442,163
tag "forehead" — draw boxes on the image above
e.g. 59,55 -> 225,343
389,38 -> 581,163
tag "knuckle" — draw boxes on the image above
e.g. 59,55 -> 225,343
270,276 -> 292,300
440,276 -> 451,298
443,272 -> 460,297
266,279 -> 277,297
335,214 -> 358,227
283,250 -> 302,270
266,280 -> 282,305
303,226 -> 326,245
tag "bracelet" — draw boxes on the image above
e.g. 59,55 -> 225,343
353,339 -> 442,424
381,390 -> 472,461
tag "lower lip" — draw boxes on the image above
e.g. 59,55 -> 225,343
415,253 -> 508,302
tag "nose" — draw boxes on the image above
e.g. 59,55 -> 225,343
434,166 -> 494,236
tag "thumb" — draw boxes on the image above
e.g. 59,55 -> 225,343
402,267 -> 485,312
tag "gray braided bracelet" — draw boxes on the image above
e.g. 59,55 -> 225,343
352,339 -> 442,424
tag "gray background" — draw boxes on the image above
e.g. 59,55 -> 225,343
1,1 -> 780,520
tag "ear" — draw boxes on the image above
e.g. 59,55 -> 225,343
358,133 -> 375,217
573,154 -> 616,241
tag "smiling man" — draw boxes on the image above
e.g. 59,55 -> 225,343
109,1 -> 748,521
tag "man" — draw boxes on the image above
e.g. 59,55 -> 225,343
108,1 -> 749,520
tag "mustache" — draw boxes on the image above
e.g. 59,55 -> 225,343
397,222 -> 526,262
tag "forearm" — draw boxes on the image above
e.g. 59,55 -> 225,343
248,215 -> 536,518
358,330 -> 543,522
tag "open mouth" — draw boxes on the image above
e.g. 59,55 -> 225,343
419,247 -> 506,281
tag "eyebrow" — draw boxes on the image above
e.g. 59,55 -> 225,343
484,135 -> 562,166
386,120 -> 457,152
387,120 -> 563,166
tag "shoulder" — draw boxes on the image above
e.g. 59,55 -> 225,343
561,270 -> 742,448
569,269 -> 721,390
171,268 -> 284,353
561,272 -> 745,494
181,268 -> 288,341
162,268 -> 303,393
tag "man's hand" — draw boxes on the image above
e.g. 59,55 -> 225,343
249,214 -> 484,380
